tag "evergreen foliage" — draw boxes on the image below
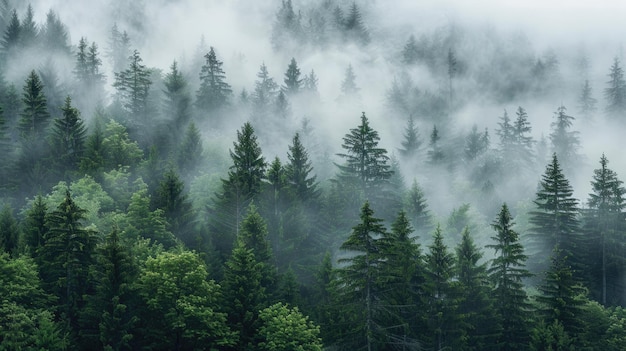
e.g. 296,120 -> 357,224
196,47 -> 232,112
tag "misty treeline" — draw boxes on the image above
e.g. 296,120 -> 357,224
2,0 -> 626,350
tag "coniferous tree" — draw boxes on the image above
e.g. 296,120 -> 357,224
584,154 -> 626,306
512,106 -> 534,166
336,112 -> 393,208
535,248 -> 587,344
487,203 -> 532,350
549,105 -> 580,173
529,153 -> 580,274
152,168 -> 195,247
343,2 -> 370,45
222,239 -> 267,350
285,132 -> 319,203
19,70 -> 50,139
447,48 -> 457,105
271,0 -> 302,50
176,122 -> 203,177
107,23 -> 131,74
1,9 -> 20,56
399,115 -> 421,160
464,124 -> 489,161
336,201 -> 386,350
303,69 -> 319,97
113,49 -> 152,130
40,10 -> 70,54
39,190 -> 97,339
251,63 -> 279,120
604,56 -> 626,118
49,96 -> 87,178
0,106 -> 11,191
496,109 -> 515,161
455,226 -> 498,350
424,224 -> 463,350
578,79 -> 597,122
427,125 -> 444,164
402,34 -> 419,65
22,195 -> 48,255
163,60 -> 191,144
211,122 -> 267,258
282,57 -> 303,95
339,64 -> 359,99
195,47 -> 232,112
79,119 -> 107,180
404,179 -> 432,236
19,4 -> 37,48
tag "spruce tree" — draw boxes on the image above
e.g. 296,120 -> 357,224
585,154 -> 626,305
336,112 -> 392,198
49,96 -> 87,178
163,60 -> 191,143
402,34 -> 419,65
285,132 -> 319,202
113,49 -> 152,128
427,125 -> 444,164
404,179 -> 432,236
152,168 -> 195,247
343,2 -> 370,45
19,70 -> 50,139
20,4 -> 37,47
339,64 -> 359,98
176,122 -> 203,177
529,153 -> 580,274
399,115 -> 421,159
487,203 -> 532,350
604,56 -> 626,118
336,201 -> 386,350
424,224 -> 463,350
211,122 -> 266,257
282,57 -> 303,95
251,63 -> 279,118
578,79 -> 597,122
40,10 -> 70,54
195,47 -> 232,112
39,190 -> 97,338
549,105 -> 580,173
0,204 -> 19,254
1,9 -> 20,56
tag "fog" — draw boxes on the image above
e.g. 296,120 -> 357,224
17,0 -> 626,220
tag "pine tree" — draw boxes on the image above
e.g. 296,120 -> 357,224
18,70 -> 50,139
336,112 -> 392,199
49,96 -> 87,177
549,105 -> 580,173
195,47 -> 232,112
282,57 -> 303,95
337,201 -> 386,350
604,57 -> 626,118
529,153 -> 580,274
585,154 -> 626,305
487,203 -> 532,350
399,115 -> 421,159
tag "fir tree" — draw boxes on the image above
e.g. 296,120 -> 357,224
464,124 -> 489,161
195,47 -> 232,112
427,125 -> 444,164
20,4 -> 37,48
0,204 -> 19,254
152,168 -> 195,247
303,69 -> 319,96
404,179 -> 432,236
113,49 -> 152,128
107,23 -> 131,74
163,60 -> 191,144
1,9 -> 20,56
343,2 -> 370,45
339,64 -> 359,98
251,63 -> 279,120
40,10 -> 70,54
402,34 -> 419,65
487,203 -> 532,350
176,122 -> 203,177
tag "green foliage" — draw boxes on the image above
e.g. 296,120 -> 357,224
49,96 -> 87,177
0,204 -> 19,254
102,119 -> 143,170
18,70 -> 50,139
257,302 -> 323,351
152,168 -> 196,247
195,46 -> 232,112
137,250 -> 235,350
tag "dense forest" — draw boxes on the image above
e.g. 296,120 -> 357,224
2,0 -> 626,350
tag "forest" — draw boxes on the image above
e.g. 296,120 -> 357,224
2,0 -> 626,350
